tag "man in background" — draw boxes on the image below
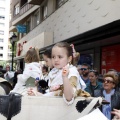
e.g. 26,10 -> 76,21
4,65 -> 14,81
80,63 -> 90,84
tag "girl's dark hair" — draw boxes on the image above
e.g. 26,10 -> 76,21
43,48 -> 52,59
24,48 -> 40,63
89,70 -> 99,76
42,65 -> 48,72
53,42 -> 73,57
81,63 -> 91,69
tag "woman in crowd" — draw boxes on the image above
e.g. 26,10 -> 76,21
94,73 -> 120,120
4,65 -> 15,81
85,70 -> 103,97
107,69 -> 120,92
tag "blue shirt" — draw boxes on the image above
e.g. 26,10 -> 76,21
85,81 -> 103,96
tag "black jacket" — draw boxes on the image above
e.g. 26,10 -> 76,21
94,89 -> 120,119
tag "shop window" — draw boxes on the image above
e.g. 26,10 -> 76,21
78,49 -> 94,69
101,44 -> 120,74
34,11 -> 40,27
14,3 -> 20,15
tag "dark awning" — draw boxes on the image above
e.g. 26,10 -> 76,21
39,20 -> 120,53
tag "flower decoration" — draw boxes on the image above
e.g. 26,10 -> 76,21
17,41 -> 27,56
29,47 -> 33,49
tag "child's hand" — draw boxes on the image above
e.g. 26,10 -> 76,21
70,44 -> 74,48
62,65 -> 69,78
50,85 -> 60,92
70,44 -> 76,58
27,88 -> 35,96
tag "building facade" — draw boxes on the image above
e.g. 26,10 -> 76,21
9,0 -> 120,73
0,0 -> 10,60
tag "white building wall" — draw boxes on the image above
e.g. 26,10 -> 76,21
0,0 -> 10,60
19,0 -> 120,45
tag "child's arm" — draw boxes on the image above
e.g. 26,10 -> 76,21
70,44 -> 80,66
62,66 -> 74,101
27,88 -> 42,96
49,85 -> 60,92
17,65 -> 36,84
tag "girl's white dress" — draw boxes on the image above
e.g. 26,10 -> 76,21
11,62 -> 43,93
44,64 -> 86,105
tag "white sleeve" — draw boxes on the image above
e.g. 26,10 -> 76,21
79,76 -> 86,90
8,71 -> 15,79
69,67 -> 86,90
17,65 -> 32,83
62,87 -> 76,105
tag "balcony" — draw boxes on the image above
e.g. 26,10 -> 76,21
20,3 -> 34,15
11,3 -> 39,26
28,0 -> 44,5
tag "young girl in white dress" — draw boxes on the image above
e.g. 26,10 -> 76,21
28,42 -> 89,105
11,48 -> 43,94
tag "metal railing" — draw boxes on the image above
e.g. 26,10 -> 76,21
9,3 -> 34,28
20,3 -> 34,15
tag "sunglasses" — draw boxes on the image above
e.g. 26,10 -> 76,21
90,69 -> 97,72
103,79 -> 114,84
80,68 -> 88,71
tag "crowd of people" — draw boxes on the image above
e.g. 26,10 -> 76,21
0,42 -> 120,120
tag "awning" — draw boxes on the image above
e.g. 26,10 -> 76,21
14,55 -> 25,61
12,5 -> 39,26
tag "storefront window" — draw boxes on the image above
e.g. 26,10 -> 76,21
101,44 -> 120,74
78,49 -> 94,69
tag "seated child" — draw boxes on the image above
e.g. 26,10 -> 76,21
11,48 -> 43,94
28,42 -> 90,105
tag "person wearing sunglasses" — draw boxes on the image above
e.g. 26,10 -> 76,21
80,63 -> 90,84
107,69 -> 120,92
94,73 -> 120,120
85,70 -> 103,97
